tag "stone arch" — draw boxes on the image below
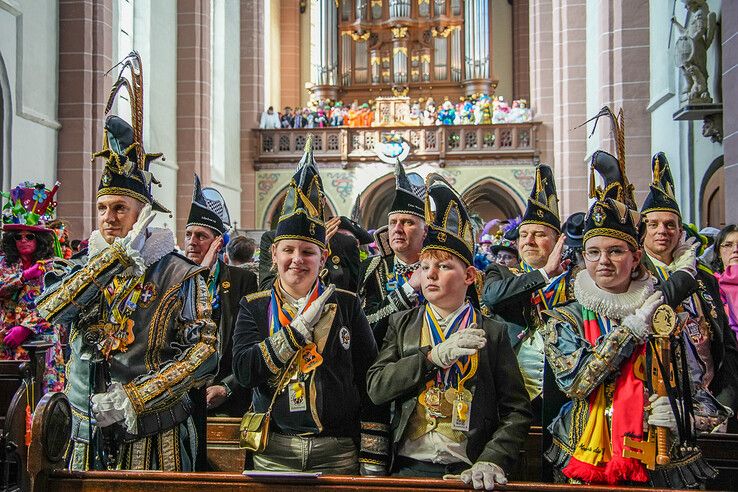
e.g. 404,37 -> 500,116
261,186 -> 339,230
356,172 -> 396,230
699,156 -> 724,228
460,176 -> 526,223
0,50 -> 11,193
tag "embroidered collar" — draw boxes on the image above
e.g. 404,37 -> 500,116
573,269 -> 655,320
88,227 -> 175,270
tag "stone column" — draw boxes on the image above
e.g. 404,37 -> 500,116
597,0 -> 651,206
724,2 -> 738,224
528,0 -> 553,166
551,0 -> 588,217
240,0 -> 265,228
309,0 -> 338,101
512,0 -> 530,101
176,0 -> 211,239
56,0 -> 113,238
463,0 -> 494,95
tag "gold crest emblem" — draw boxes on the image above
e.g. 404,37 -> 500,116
536,209 -> 544,218
437,232 -> 447,242
309,222 -> 316,235
592,205 -> 606,227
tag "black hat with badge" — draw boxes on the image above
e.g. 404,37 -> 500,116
520,165 -> 561,233
641,152 -> 681,219
562,212 -> 586,249
94,52 -> 169,213
422,174 -> 476,266
583,107 -> 640,250
388,160 -> 426,219
186,174 -> 230,236
274,135 -> 326,248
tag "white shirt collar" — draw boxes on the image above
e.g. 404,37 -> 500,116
428,301 -> 470,328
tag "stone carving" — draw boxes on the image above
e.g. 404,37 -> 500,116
672,0 -> 717,104
702,113 -> 723,144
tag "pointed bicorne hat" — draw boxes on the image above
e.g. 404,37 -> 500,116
421,174 -> 476,266
274,135 -> 326,248
388,160 -> 426,219
520,164 -> 561,233
583,108 -> 641,250
94,52 -> 169,213
640,152 -> 680,218
186,174 -> 230,236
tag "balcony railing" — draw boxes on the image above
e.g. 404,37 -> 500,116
253,123 -> 541,168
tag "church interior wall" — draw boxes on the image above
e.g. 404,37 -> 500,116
210,0 -> 243,226
648,0 -> 723,226
255,162 -> 533,228
264,0 -> 282,111
0,0 -> 59,190
131,0 -> 179,231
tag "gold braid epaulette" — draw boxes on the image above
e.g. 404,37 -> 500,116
37,242 -> 132,321
244,290 -> 271,302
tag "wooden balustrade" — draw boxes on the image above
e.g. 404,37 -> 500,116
253,123 -> 541,168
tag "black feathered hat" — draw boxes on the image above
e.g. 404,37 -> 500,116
641,152 -> 680,218
520,165 -> 561,233
388,160 -> 425,219
422,174 -> 475,266
274,135 -> 326,248
94,52 -> 169,213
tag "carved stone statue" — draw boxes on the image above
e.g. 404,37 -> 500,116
672,0 -> 717,104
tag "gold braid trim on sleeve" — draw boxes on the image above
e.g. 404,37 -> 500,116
37,242 -> 131,320
124,274 -> 218,414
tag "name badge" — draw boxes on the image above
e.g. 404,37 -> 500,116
288,381 -> 307,412
452,398 -> 471,432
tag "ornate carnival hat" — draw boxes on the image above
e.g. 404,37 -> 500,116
1,181 -> 60,232
422,174 -> 475,266
388,160 -> 426,219
274,135 -> 326,248
186,174 -> 230,236
583,107 -> 640,250
640,152 -> 680,218
520,165 -> 561,233
94,52 -> 169,213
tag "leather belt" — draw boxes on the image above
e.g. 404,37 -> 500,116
125,395 -> 192,441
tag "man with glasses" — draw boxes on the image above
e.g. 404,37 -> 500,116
482,165 -> 572,420
641,152 -> 738,429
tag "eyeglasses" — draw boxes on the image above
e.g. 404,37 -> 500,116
583,247 -> 630,262
14,232 -> 36,242
720,241 -> 738,250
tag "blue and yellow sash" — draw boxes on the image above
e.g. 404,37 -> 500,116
425,302 -> 477,389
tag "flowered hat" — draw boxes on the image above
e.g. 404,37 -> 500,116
1,181 -> 60,232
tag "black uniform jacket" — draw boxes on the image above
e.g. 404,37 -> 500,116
232,287 -> 389,451
366,306 -> 532,472
210,260 -> 258,416
482,264 -> 548,349
644,256 -> 738,413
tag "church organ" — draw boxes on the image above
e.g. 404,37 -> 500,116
310,0 -> 497,103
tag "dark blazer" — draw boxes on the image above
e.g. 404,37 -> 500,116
366,306 -> 532,472
644,256 -> 738,413
482,264 -> 547,349
209,260 -> 258,416
232,287 -> 389,466
258,230 -> 361,293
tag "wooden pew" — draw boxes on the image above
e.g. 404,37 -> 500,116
42,471 -> 692,492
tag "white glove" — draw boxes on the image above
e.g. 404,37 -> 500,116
90,382 -> 138,433
429,325 -> 486,368
290,284 -> 335,343
647,394 -> 678,434
360,462 -> 387,476
460,461 -> 507,490
622,291 -> 664,343
114,204 -> 154,276
670,233 -> 698,278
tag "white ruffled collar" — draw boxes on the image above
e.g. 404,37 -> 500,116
573,269 -> 655,320
88,227 -> 175,270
